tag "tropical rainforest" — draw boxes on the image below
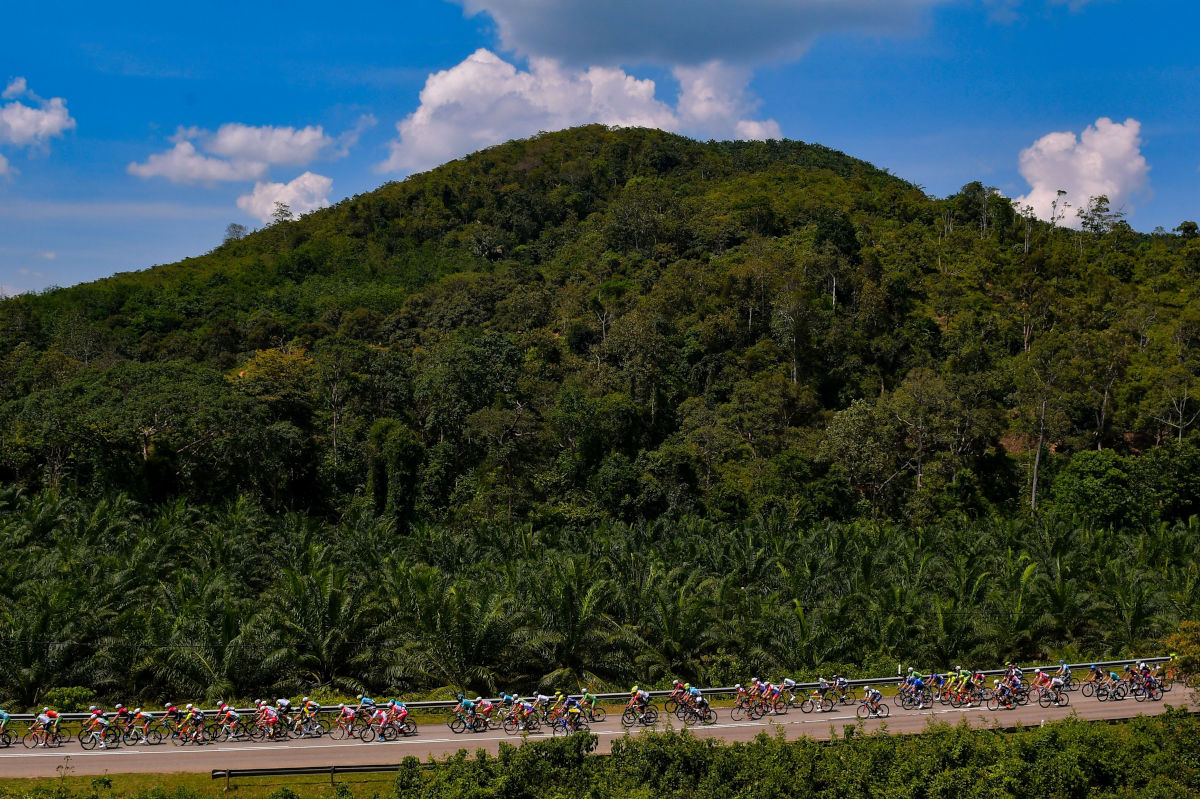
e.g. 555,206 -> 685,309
2,125 -> 1200,704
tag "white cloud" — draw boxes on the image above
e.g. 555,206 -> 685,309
457,0 -> 947,67
0,152 -> 9,176
674,61 -> 779,140
131,120 -> 364,186
207,123 -> 332,165
34,251 -> 56,260
1013,117 -> 1149,225
378,49 -> 778,173
333,114 -> 377,158
2,77 -> 27,100
127,141 -> 267,184
236,171 -> 333,222
0,86 -> 76,147
0,284 -> 21,298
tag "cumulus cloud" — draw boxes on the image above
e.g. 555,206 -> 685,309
457,0 -> 948,67
130,120 -> 363,185
236,171 -> 333,222
127,140 -> 267,184
1013,117 -> 1149,225
0,152 -> 9,176
378,49 -> 776,173
674,61 -> 780,139
2,77 -> 27,100
0,80 -> 76,147
207,123 -> 332,165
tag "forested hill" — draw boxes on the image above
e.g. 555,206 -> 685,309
3,124 -> 1200,526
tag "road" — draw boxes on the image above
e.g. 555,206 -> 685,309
0,697 -> 1180,778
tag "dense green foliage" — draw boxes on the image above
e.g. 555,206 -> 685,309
0,487 -> 1191,704
3,125 -> 1200,522
6,713 -> 1200,798
2,126 -> 1200,702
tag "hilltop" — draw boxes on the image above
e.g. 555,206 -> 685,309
1,124 -> 1199,526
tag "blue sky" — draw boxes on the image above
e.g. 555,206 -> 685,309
2,0 -> 1197,294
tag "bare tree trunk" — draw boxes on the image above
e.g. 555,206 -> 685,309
1031,397 -> 1047,512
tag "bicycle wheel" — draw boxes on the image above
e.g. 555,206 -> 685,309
663,698 -> 678,716
856,704 -> 872,720
879,702 -> 891,718
820,697 -> 835,713
382,724 -> 400,741
1082,682 -> 1095,697
22,731 -> 43,749
644,708 -> 659,724
1038,691 -> 1051,708
841,689 -> 858,704
1115,684 -> 1128,700
503,718 -> 520,735
360,726 -> 377,743
773,698 -> 789,716
448,717 -> 466,734
1056,691 -> 1069,707
470,716 -> 488,733
0,730 -> 12,748
589,707 -> 607,723
730,705 -> 746,721
800,698 -> 814,714
80,733 -> 99,751
986,696 -> 1000,712
401,720 -> 417,735
620,709 -> 638,728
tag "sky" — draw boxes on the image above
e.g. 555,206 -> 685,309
2,0 -> 1198,295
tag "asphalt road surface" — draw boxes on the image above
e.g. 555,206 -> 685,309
0,698 -> 1179,778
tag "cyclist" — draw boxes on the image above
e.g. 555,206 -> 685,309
455,694 -> 476,723
129,708 -> 155,744
1056,660 -> 1072,680
863,686 -> 883,714
687,684 -> 709,717
1047,673 -> 1067,704
275,697 -> 292,726
260,702 -> 280,738
0,707 -> 8,738
335,703 -> 355,731
765,680 -> 784,710
31,708 -> 58,746
217,703 -> 241,738
629,686 -> 651,720
389,699 -> 410,727
515,698 -> 536,730
1086,664 -> 1104,684
994,678 -> 1014,709
110,703 -> 130,732
369,703 -> 390,741
499,691 -> 518,708
562,695 -> 584,731
163,702 -> 184,737
911,672 -> 929,708
579,690 -> 599,718
84,706 -> 113,749
186,704 -> 207,739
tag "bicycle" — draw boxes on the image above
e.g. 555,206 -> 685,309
620,703 -> 659,727
22,725 -> 64,749
79,726 -> 121,750
1036,686 -> 1070,708
680,703 -> 718,726
856,699 -> 890,719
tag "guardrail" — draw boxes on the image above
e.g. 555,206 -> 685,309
211,764 -> 413,789
4,655 -> 1173,723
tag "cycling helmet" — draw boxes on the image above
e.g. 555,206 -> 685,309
186,703 -> 193,710
631,686 -> 639,693
1090,665 -> 1096,669
357,694 -> 365,701
116,703 -> 124,709
303,696 -> 309,703
684,683 -> 691,690
88,705 -> 98,712
43,707 -> 50,713
338,703 -> 345,709
734,684 -> 742,690
457,693 -> 464,700
750,677 -> 758,683
475,696 -> 483,702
